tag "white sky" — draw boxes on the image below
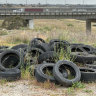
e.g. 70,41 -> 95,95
0,0 -> 96,5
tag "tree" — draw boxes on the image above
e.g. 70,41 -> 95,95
2,16 -> 27,30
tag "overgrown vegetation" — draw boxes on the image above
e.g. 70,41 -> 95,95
0,19 -> 95,95
0,79 -> 7,85
67,82 -> 85,95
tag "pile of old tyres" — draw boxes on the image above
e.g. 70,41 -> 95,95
0,38 -> 96,86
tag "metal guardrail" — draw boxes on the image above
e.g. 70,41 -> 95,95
0,12 -> 96,15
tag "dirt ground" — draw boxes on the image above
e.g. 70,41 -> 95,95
0,79 -> 96,96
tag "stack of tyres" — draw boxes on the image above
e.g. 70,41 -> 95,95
0,49 -> 22,81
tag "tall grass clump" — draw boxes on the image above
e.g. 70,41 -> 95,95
21,50 -> 37,80
56,45 -> 75,62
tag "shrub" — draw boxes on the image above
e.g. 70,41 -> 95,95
2,16 -> 27,30
67,24 -> 74,27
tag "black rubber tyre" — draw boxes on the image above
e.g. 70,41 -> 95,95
49,39 -> 70,46
80,67 -> 96,82
17,48 -> 26,57
70,44 -> 95,54
32,63 -> 68,80
0,49 -> 6,53
93,49 -> 96,54
0,46 -> 9,49
0,49 -> 24,71
81,44 -> 95,54
53,60 -> 81,86
70,44 -> 84,52
31,43 -> 51,52
0,68 -> 21,81
35,63 -> 57,83
28,47 -> 44,57
50,41 -> 70,53
38,51 -> 59,64
30,38 -> 45,46
11,44 -> 28,50
71,52 -> 96,64
85,64 -> 96,69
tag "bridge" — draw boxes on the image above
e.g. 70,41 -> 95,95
0,7 -> 96,35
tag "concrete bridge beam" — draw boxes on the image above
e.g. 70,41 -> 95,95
86,20 -> 91,36
29,19 -> 34,29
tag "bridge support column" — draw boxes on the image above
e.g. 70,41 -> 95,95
29,19 -> 34,29
86,20 -> 91,36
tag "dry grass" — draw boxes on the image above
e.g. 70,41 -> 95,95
21,68 -> 31,80
32,80 -> 57,90
0,19 -> 96,46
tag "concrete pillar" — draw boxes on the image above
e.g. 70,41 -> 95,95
29,19 -> 34,29
86,20 -> 91,36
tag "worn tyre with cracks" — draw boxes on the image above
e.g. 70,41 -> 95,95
53,60 -> 81,86
0,68 -> 21,81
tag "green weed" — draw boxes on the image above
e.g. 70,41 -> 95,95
72,82 -> 85,89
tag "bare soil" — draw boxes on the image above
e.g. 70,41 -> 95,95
0,80 -> 96,96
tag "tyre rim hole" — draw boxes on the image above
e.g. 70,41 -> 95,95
80,69 -> 95,72
71,48 -> 83,52
59,65 -> 76,80
42,66 -> 53,76
31,50 -> 42,57
1,53 -> 20,68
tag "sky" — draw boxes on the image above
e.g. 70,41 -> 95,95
0,0 -> 96,5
